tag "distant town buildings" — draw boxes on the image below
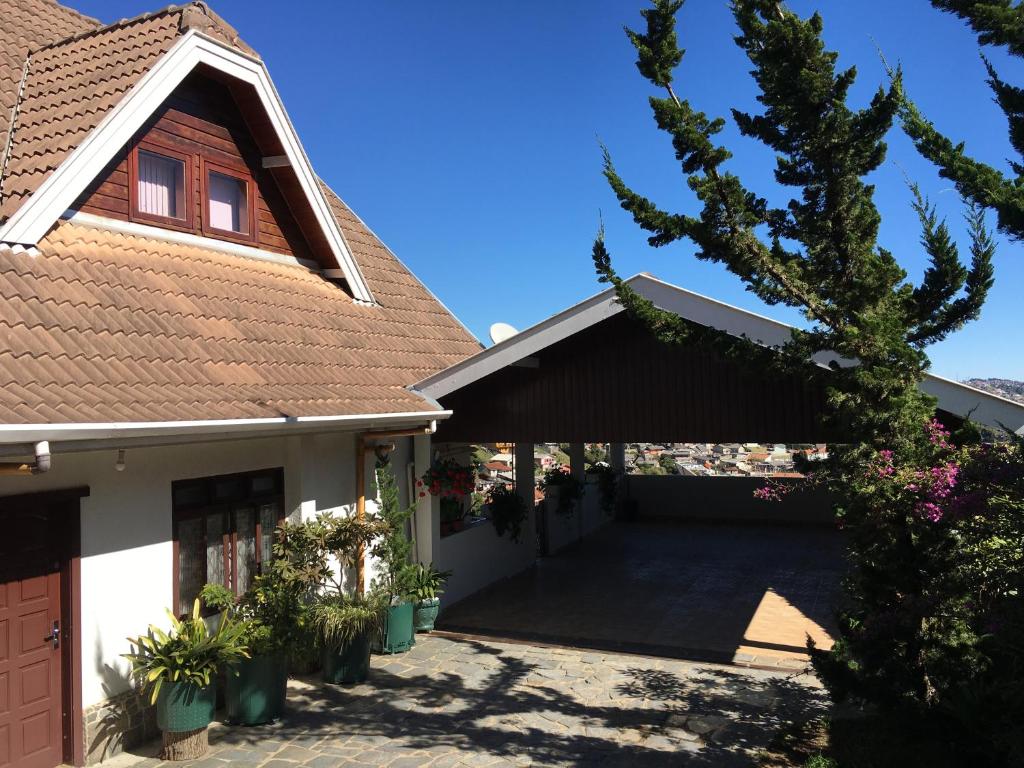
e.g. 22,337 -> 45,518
472,442 -> 826,499
624,442 -> 826,477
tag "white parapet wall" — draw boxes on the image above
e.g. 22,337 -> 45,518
434,518 -> 536,607
626,474 -> 835,525
541,481 -> 612,555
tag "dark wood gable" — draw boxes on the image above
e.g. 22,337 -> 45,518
433,312 -> 838,444
74,71 -> 315,261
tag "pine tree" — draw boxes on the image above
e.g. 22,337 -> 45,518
596,0 -> 996,720
370,458 -> 414,601
900,1 -> 1024,240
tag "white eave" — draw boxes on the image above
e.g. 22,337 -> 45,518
413,274 -> 1024,436
0,409 -> 450,454
0,30 -> 375,304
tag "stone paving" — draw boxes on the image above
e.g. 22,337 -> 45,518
439,522 -> 842,670
110,634 -> 828,768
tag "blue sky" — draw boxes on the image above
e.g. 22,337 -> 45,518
75,0 -> 1024,380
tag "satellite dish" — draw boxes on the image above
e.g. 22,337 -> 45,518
489,322 -> 518,345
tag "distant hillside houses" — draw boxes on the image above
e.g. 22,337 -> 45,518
625,442 -> 827,477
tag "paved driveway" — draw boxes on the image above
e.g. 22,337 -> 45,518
439,521 -> 843,670
115,635 -> 827,768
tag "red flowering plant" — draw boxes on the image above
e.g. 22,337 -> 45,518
417,458 -> 477,500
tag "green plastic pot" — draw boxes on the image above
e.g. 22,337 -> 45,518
379,601 -> 415,654
155,680 -> 216,733
413,598 -> 440,632
225,654 -> 287,725
322,630 -> 372,684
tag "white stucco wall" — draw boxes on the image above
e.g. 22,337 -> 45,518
434,519 -> 536,606
411,439 -> 538,608
0,430 -> 366,709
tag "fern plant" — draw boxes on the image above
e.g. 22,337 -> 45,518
123,599 -> 249,704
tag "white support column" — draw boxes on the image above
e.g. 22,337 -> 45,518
514,441 -> 537,553
569,443 -> 586,541
569,443 -> 586,481
514,441 -> 535,512
609,443 -> 626,473
413,433 -> 438,565
610,442 -> 627,515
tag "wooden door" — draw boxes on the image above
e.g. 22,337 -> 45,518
0,506 -> 65,768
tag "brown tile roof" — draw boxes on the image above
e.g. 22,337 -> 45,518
0,1 -> 255,220
0,0 -> 481,425
0,210 -> 481,424
0,0 -> 99,171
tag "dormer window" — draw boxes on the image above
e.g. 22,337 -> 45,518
129,143 -> 192,229
203,160 -> 254,242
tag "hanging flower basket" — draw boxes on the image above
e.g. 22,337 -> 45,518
418,459 -> 477,499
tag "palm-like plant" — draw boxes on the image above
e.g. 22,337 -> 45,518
123,599 -> 250,704
409,563 -> 451,602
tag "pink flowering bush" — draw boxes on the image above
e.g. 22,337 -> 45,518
809,419 -> 1024,764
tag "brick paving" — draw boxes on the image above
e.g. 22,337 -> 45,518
439,522 -> 843,670
110,635 -> 828,768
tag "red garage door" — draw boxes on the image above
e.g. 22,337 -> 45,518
0,504 -> 68,768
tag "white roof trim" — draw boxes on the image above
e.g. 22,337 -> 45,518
414,274 -> 1024,436
0,30 -> 375,304
65,210 -> 321,271
0,409 -> 449,446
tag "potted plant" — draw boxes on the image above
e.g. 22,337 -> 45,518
273,511 -> 391,685
123,600 -> 248,760
539,467 -> 584,517
371,458 -> 417,653
200,559 -> 304,726
486,484 -> 529,542
410,563 -> 452,632
313,592 -> 387,684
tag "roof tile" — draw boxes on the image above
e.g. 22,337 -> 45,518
0,214 -> 480,423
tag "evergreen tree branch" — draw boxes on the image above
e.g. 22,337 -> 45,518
932,0 -> 1024,56
908,200 -> 996,346
896,1 -> 1024,239
608,0 -> 840,326
907,182 -> 969,321
981,55 -> 1024,171
591,228 -> 810,369
899,93 -> 1024,239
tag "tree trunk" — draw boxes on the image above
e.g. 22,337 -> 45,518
161,727 -> 208,760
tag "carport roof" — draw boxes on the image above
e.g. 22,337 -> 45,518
414,274 -> 1024,436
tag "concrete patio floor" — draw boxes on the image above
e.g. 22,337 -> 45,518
107,634 -> 828,767
438,521 -> 843,670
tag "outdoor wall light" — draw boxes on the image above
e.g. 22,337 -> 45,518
115,448 -> 126,472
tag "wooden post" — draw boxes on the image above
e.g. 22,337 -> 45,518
356,426 -> 436,593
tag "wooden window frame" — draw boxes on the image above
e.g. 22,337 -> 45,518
200,158 -> 257,244
127,141 -> 194,232
171,468 -> 284,616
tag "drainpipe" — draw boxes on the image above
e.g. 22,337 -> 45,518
0,441 -> 51,476
355,423 -> 436,593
